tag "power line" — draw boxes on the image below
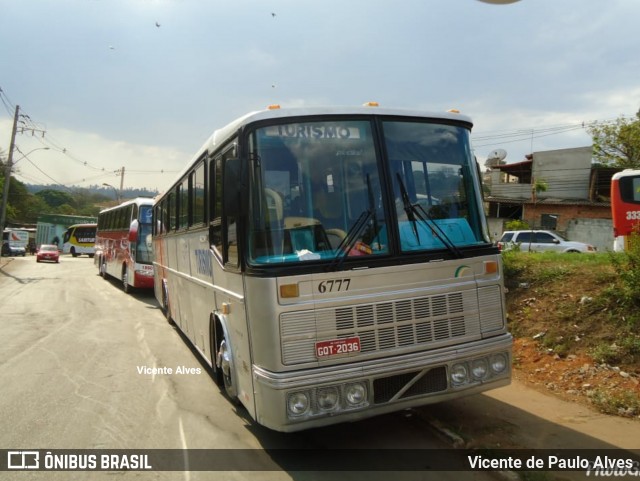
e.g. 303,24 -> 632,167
15,147 -> 73,191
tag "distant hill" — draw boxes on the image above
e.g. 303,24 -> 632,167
25,183 -> 158,199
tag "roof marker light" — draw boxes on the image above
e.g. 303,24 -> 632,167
363,101 -> 379,107
267,104 -> 281,110
447,109 -> 461,114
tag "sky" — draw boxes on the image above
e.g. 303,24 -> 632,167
1,0 -> 640,193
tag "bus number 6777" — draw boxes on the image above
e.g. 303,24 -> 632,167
318,278 -> 351,293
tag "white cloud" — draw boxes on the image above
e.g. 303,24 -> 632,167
4,123 -> 188,192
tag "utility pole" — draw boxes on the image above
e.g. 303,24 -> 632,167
0,105 -> 20,230
119,166 -> 125,192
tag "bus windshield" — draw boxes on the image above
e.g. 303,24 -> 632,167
247,118 -> 486,265
136,205 -> 153,264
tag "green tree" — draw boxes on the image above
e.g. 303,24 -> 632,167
504,219 -> 530,231
1,155 -> 36,224
35,189 -> 75,208
587,110 -> 640,168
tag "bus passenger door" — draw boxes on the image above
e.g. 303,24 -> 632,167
209,148 -> 254,416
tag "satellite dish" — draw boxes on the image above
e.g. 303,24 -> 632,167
488,149 -> 508,161
476,0 -> 521,4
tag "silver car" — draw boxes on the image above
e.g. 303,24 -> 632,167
497,230 -> 597,253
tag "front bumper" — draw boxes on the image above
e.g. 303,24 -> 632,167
252,333 -> 512,432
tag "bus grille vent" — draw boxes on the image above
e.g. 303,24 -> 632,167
280,290 -> 484,365
373,367 -> 447,404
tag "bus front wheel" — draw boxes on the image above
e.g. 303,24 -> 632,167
217,338 -> 237,400
163,282 -> 174,325
122,265 -> 131,293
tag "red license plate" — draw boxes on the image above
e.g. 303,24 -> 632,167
315,337 -> 361,358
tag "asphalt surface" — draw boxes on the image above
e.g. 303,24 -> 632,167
0,255 -> 502,481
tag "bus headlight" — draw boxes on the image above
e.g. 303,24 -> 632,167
345,383 -> 367,406
317,387 -> 339,411
450,363 -> 468,385
471,359 -> 489,379
287,392 -> 310,416
490,353 -> 508,374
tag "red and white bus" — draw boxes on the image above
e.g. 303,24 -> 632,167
94,198 -> 154,292
611,169 -> 640,251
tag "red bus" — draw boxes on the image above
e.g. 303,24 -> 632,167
94,198 -> 154,292
611,169 -> 640,251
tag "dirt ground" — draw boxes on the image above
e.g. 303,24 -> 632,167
429,255 -> 640,459
504,256 -> 640,421
513,338 -> 640,417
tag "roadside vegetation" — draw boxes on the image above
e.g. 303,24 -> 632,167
502,239 -> 640,418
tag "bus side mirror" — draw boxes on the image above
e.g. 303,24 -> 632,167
224,158 -> 241,217
128,219 -> 139,242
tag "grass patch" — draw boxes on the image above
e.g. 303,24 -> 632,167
588,389 -> 640,417
503,250 -> 639,365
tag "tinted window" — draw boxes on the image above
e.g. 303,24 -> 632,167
192,162 -> 206,225
534,232 -> 555,243
500,232 -> 514,242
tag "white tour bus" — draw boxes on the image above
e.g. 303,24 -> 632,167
153,104 -> 512,432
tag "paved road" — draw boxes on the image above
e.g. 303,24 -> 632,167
0,256 -> 500,481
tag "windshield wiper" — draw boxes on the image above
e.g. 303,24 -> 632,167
396,173 -> 464,259
327,173 -> 381,272
327,209 -> 372,272
366,173 -> 381,251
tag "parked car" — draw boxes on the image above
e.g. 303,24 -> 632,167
36,244 -> 60,263
1,243 -> 26,256
497,230 -> 597,253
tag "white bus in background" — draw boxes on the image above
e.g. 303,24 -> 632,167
152,104 -> 512,432
62,223 -> 97,257
2,229 -> 28,256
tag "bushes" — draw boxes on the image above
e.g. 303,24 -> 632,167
608,233 -> 640,315
502,248 -> 639,364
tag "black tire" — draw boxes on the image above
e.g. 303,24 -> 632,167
163,283 -> 174,325
210,319 -> 224,386
218,338 -> 237,401
212,321 -> 237,402
122,265 -> 131,293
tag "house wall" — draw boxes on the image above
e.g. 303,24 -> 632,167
533,146 -> 592,200
487,217 -> 506,242
489,146 -> 593,201
566,218 -> 614,252
522,203 -> 610,232
520,203 -> 612,251
489,170 -> 532,199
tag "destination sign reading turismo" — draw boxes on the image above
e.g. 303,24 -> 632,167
264,124 -> 361,140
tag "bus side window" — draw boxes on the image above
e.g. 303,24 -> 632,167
210,156 -> 223,258
209,146 -> 239,269
224,146 -> 239,268
168,192 -> 176,231
192,162 -> 206,226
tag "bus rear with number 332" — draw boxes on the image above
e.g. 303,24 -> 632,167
153,104 -> 512,432
611,169 -> 640,251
